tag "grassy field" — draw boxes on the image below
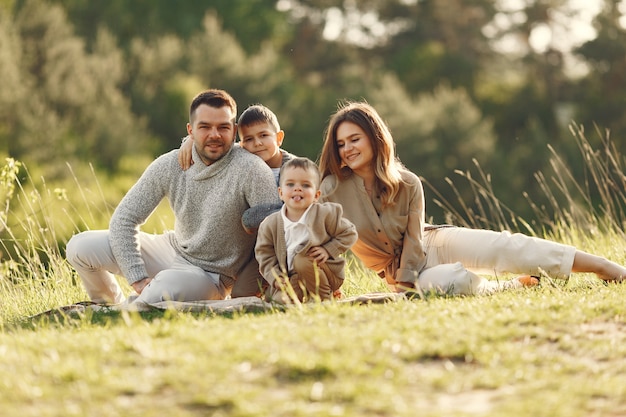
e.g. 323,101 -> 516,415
3,272 -> 626,417
1,127 -> 626,416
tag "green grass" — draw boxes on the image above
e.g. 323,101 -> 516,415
3,282 -> 626,417
1,124 -> 626,416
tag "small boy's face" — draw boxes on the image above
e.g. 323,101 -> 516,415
239,122 -> 285,168
278,167 -> 321,213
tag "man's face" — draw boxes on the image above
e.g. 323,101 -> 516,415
187,104 -> 237,166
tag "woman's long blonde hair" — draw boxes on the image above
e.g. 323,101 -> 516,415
319,101 -> 404,207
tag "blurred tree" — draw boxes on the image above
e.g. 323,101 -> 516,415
126,35 -> 191,154
378,0 -> 496,95
8,0 -> 150,177
470,0 -> 586,221
0,5 -> 25,158
279,0 -> 496,94
49,0 -> 298,156
369,76 -> 495,178
185,12 -> 249,92
479,0 -> 571,141
3,0 -> 622,227
365,75 -> 497,221
574,0 -> 626,150
53,0 -> 291,54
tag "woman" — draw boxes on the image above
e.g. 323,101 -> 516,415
318,101 -> 626,295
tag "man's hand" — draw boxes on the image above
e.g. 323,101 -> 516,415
131,277 -> 152,294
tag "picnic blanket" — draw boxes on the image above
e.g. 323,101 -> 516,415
31,292 -> 408,319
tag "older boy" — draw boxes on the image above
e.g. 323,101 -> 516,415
255,157 -> 357,303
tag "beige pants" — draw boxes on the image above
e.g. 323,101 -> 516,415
266,252 -> 343,303
66,230 -> 260,304
423,227 -> 576,277
405,227 -> 577,296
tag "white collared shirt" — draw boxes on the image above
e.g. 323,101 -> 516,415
281,204 -> 313,272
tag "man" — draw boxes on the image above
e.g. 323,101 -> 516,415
66,89 -> 280,304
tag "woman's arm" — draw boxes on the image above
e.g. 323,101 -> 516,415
394,177 -> 427,287
320,203 -> 358,259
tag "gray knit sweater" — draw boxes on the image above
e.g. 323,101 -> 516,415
109,144 -> 280,285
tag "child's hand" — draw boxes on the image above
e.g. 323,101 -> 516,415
307,246 -> 329,265
273,275 -> 289,289
177,135 -> 194,170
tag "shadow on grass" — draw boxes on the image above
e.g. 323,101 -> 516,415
13,276 -> 597,332
13,304 -> 280,331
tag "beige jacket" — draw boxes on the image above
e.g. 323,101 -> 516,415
319,170 -> 427,285
255,202 -> 357,287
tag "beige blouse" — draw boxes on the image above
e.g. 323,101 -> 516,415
319,169 -> 427,285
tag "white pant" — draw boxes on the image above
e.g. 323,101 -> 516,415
66,230 -> 230,304
407,227 -> 577,295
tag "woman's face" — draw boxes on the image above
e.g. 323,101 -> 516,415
336,121 -> 374,175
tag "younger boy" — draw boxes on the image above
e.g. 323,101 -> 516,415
255,157 -> 357,303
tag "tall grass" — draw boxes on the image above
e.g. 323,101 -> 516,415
423,123 -> 626,243
0,161 -> 95,323
0,122 -> 625,325
0,160 -> 166,325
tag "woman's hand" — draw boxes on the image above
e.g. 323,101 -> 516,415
177,135 -> 194,170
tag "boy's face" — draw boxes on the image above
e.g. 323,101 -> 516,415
239,122 -> 284,168
278,166 -> 321,214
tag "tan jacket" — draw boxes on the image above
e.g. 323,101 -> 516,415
319,170 -> 427,285
255,202 -> 357,287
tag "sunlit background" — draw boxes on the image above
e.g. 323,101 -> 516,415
1,0 -> 625,229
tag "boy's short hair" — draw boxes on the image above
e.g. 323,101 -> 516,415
279,157 -> 321,187
237,104 -> 280,131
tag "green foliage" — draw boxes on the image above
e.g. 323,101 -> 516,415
367,77 -> 497,219
379,0 -> 494,94
4,284 -> 626,415
3,0 -> 153,179
0,2 -> 626,412
1,0 -> 626,225
0,5 -> 25,158
55,0 -> 291,54
574,1 -> 626,152
126,35 -> 194,153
